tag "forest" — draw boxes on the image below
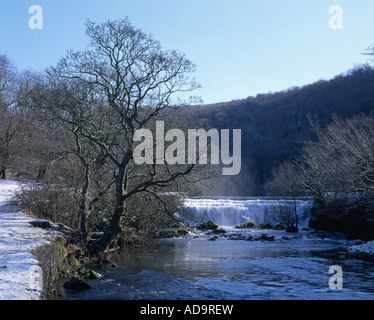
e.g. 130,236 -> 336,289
182,64 -> 374,196
1,18 -> 374,254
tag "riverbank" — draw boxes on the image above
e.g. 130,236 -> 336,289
343,240 -> 374,262
55,228 -> 374,300
0,180 -> 55,300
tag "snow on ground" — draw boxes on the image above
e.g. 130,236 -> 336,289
345,240 -> 374,261
0,180 -> 54,300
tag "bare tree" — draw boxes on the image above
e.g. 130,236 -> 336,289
364,44 -> 374,63
269,113 -> 374,236
266,160 -> 304,229
298,114 -> 374,200
42,18 -> 201,252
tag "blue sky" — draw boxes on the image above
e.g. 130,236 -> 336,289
0,0 -> 373,104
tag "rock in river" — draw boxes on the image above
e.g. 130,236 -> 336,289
63,277 -> 91,290
196,220 -> 219,231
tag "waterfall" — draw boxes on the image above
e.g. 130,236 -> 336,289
179,196 -> 314,228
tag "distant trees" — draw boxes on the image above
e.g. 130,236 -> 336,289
267,114 -> 374,237
295,115 -> 374,199
265,161 -> 303,230
187,64 -> 374,196
0,56 -> 44,180
0,55 -> 18,179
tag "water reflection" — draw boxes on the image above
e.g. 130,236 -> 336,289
57,230 -> 374,300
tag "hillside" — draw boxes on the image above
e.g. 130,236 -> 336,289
179,65 -> 374,196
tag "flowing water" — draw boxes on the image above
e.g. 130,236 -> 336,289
179,196 -> 314,228
56,197 -> 374,300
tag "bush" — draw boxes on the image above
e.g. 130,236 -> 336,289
13,183 -> 79,230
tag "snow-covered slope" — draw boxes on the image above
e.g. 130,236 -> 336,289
0,180 -> 52,300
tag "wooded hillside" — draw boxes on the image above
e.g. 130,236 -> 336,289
180,65 -> 374,196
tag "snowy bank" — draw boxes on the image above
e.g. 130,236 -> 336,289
0,180 -> 55,300
345,240 -> 374,262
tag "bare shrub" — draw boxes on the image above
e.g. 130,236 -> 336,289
14,183 -> 79,230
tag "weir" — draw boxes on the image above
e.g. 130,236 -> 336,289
179,196 -> 314,228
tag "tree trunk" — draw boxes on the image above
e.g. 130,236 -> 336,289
36,166 -> 46,183
89,205 -> 124,254
79,163 -> 92,238
0,166 -> 7,180
89,168 -> 126,254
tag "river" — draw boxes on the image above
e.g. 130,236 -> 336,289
55,197 -> 374,300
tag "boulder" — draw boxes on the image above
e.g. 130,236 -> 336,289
258,223 -> 274,230
207,228 -> 226,235
274,223 -> 285,230
63,277 -> 91,290
286,226 -> 299,233
177,229 -> 189,236
29,220 -> 76,235
29,219 -> 53,229
54,223 -> 74,234
196,220 -> 219,231
235,221 -> 258,229
225,233 -> 247,241
208,236 -> 219,241
260,234 -> 275,241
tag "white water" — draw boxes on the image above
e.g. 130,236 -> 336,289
179,197 -> 314,228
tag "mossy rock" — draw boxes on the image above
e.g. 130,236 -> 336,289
225,233 -> 247,240
258,223 -> 274,230
196,220 -> 219,231
273,223 -> 285,230
235,222 -> 258,229
177,229 -> 189,236
79,269 -> 102,280
207,228 -> 226,235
